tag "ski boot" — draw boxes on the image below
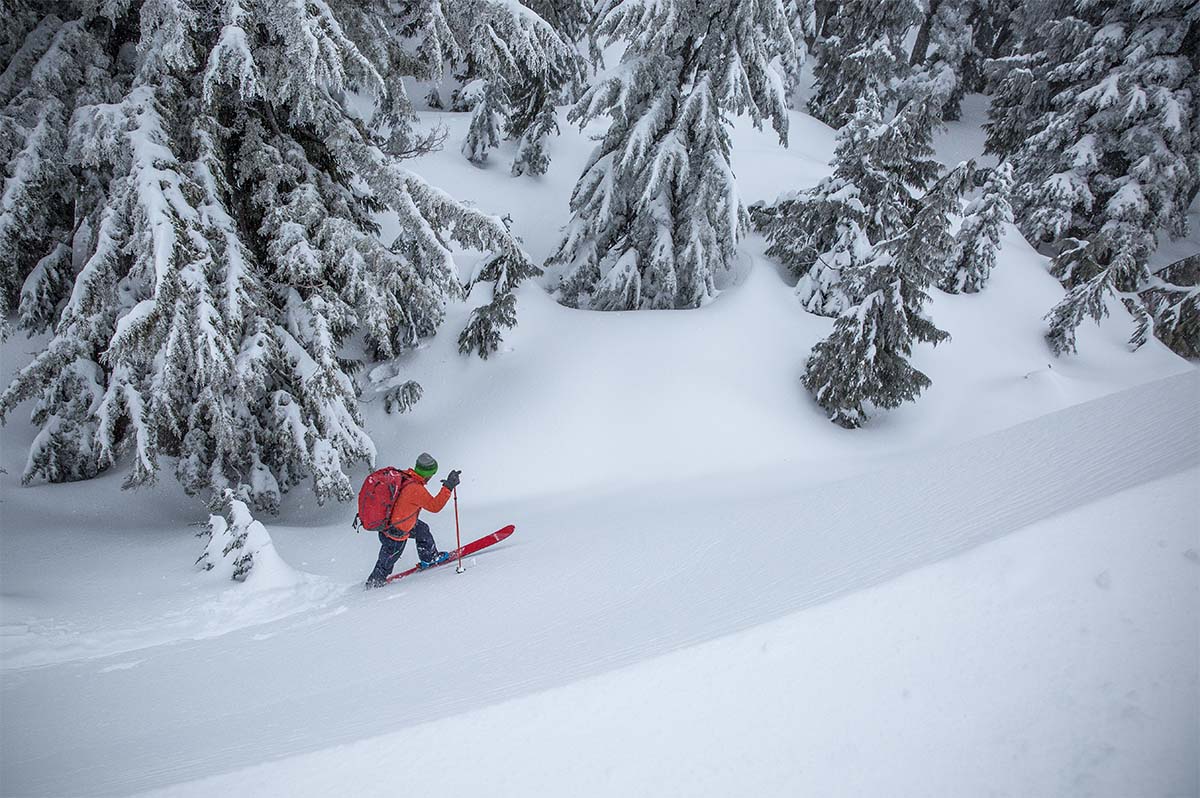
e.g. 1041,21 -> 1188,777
417,551 -> 452,569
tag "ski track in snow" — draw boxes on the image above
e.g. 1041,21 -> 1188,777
1,370 -> 1196,796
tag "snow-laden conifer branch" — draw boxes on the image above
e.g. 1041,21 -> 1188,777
940,162 -> 1013,294
807,0 -> 921,128
423,0 -> 581,173
0,0 -> 536,510
549,0 -> 796,310
801,162 -> 970,427
987,0 -> 1198,356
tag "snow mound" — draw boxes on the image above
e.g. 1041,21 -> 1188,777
198,496 -> 304,590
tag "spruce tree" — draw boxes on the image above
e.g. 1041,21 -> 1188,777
781,0 -> 816,106
459,243 -> 544,359
940,161 -> 1013,293
907,0 -> 972,120
802,163 -> 970,428
461,79 -> 504,165
907,0 -> 1020,120
0,11 -> 104,338
450,0 -> 579,175
962,0 -> 1019,93
520,0 -> 594,105
759,95 -> 886,315
196,491 -> 287,583
987,0 -> 1199,355
806,0 -> 921,128
1141,253 -> 1199,359
0,0 -> 535,510
759,92 -> 942,316
982,60 -> 1043,160
549,0 -> 795,310
521,0 -> 594,41
982,0 -> 1086,160
510,100 -> 560,176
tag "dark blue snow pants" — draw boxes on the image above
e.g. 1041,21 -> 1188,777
367,520 -> 439,585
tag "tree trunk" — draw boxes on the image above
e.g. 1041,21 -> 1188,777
814,0 -> 837,41
910,0 -> 942,66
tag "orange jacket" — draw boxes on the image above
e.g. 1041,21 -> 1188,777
385,469 -> 451,539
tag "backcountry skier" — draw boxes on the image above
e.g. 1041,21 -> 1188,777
364,452 -> 462,588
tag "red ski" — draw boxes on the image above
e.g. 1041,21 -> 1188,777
386,525 -> 515,583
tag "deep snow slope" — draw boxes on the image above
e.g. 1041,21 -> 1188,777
146,467 -> 1200,798
1,105 -> 1197,796
2,370 -> 1196,796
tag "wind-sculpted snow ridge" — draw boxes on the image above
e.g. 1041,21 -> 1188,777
2,371 -> 1197,796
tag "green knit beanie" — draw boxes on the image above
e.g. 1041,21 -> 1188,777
414,452 -> 438,479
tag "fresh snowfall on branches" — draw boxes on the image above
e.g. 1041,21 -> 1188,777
548,0 -> 795,310
0,0 -> 1196,509
423,0 -> 580,176
0,1 -> 1198,795
758,89 -> 983,425
985,0 -> 1198,355
759,0 -> 1197,424
0,0 -> 537,510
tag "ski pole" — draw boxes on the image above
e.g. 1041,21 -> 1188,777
453,487 -> 464,574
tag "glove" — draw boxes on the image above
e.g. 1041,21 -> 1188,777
441,470 -> 461,491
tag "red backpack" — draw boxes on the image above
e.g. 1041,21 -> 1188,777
355,467 -> 412,532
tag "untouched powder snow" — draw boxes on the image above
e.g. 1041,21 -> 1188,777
1,105 -> 1197,796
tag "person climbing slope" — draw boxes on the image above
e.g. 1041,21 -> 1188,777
364,452 -> 461,588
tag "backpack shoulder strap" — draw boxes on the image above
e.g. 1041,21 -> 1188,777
393,469 -> 414,495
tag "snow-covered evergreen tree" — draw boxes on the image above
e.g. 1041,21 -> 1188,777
522,0 -> 594,41
0,11 -> 107,339
982,0 -> 1084,159
520,0 -> 594,107
763,87 -> 966,426
907,0 -> 972,120
905,0 -> 1021,121
1140,253 -> 1199,359
986,0 -> 1199,355
758,92 -> 942,315
460,79 -> 504,165
982,63 -> 1042,161
450,0 -> 579,174
940,161 -> 1013,293
759,96 -> 882,315
807,0 -> 920,128
383,380 -> 424,415
510,100 -> 560,176
781,0 -> 816,106
802,163 -> 970,428
0,0 -> 535,510
791,216 -> 872,316
460,243 -> 543,358
550,0 -> 795,310
962,0 -> 1019,91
